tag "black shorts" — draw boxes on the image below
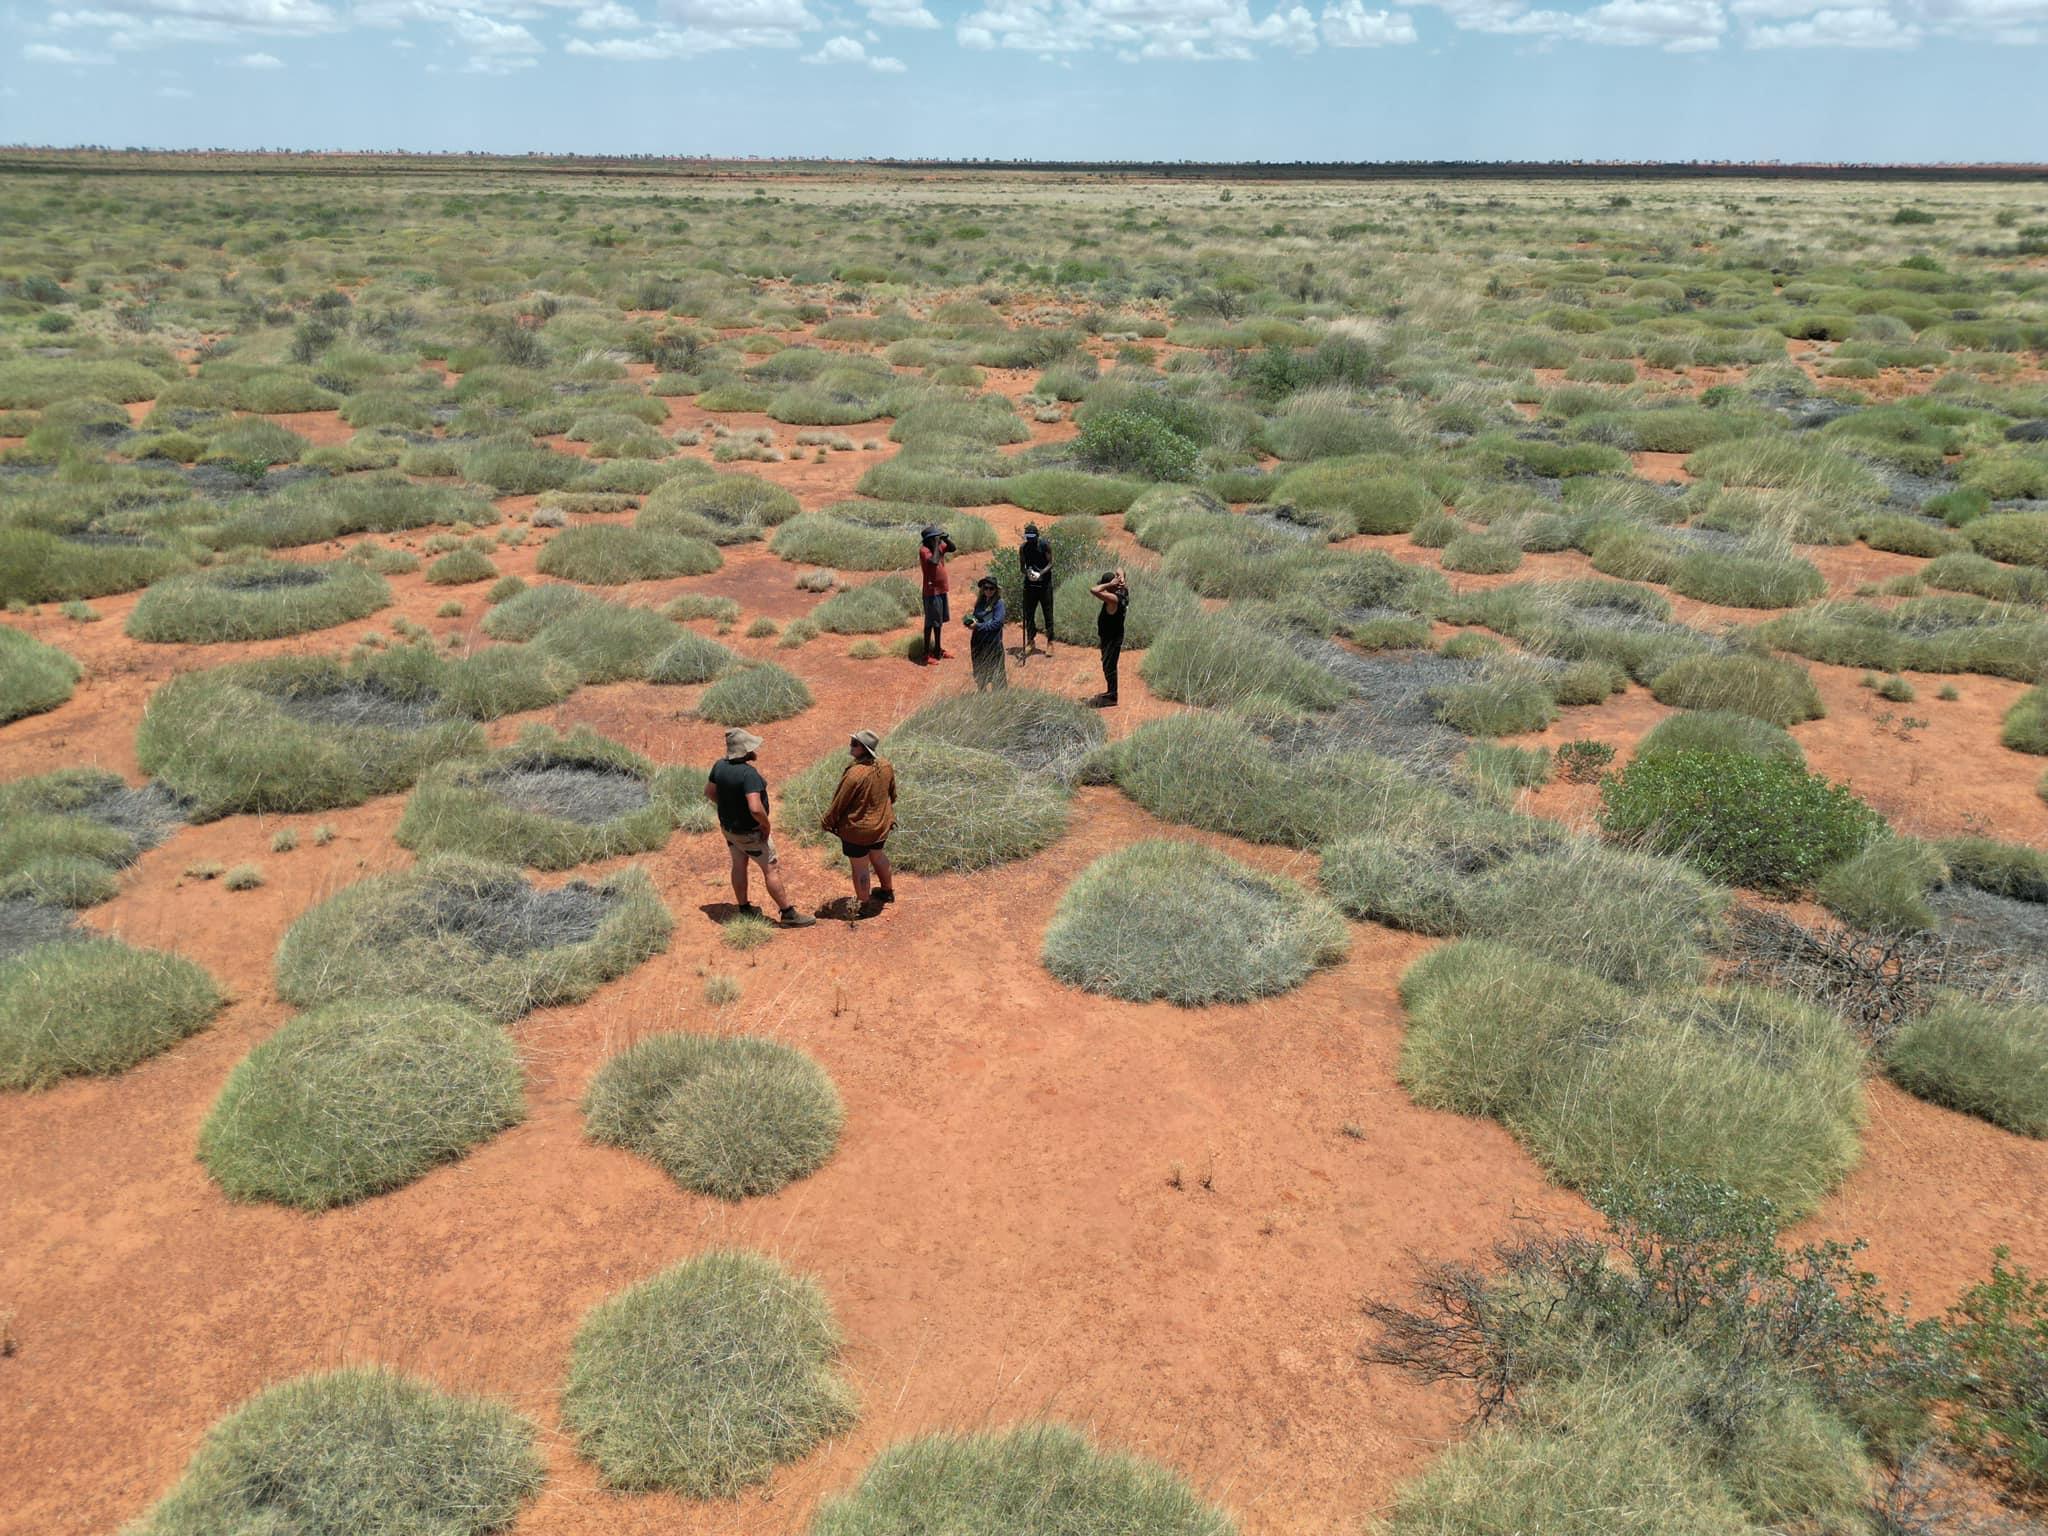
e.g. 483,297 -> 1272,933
840,836 -> 887,859
922,593 -> 949,625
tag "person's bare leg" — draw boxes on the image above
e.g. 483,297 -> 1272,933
761,860 -> 795,913
868,848 -> 894,896
849,854 -> 872,903
728,844 -> 751,907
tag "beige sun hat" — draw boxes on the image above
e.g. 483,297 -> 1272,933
724,727 -> 763,760
850,729 -> 881,756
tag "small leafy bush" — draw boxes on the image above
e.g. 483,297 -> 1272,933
1600,751 -> 1882,895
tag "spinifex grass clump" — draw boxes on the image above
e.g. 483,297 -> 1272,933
1885,994 -> 2048,1137
397,726 -> 702,869
639,474 -> 800,544
1043,840 -> 1348,1006
770,503 -> 996,570
275,854 -> 671,1022
534,525 -> 720,584
0,768 -> 184,909
696,661 -> 813,725
1141,611 -> 1350,713
126,559 -> 390,643
647,628 -> 735,685
583,1032 -> 843,1199
198,997 -> 525,1208
204,476 -> 497,550
124,1366 -> 543,1536
1636,709 -> 1805,766
809,1425 -> 1238,1536
562,1250 -> 857,1496
0,938 -> 223,1090
134,649 -> 522,820
0,525 -> 191,604
0,626 -> 80,724
781,691 -> 1092,872
810,574 -> 919,634
1762,597 -> 2048,683
1647,653 -> 1825,727
1399,943 -> 1864,1218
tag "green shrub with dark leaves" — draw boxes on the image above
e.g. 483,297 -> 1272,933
1600,750 -> 1883,895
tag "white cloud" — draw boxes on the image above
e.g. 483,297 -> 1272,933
450,8 -> 543,47
231,46 -> 285,60
959,0 -> 1332,55
567,22 -> 749,50
1745,2 -> 1917,40
462,47 -> 539,64
1320,0 -> 1417,42
574,0 -> 642,23
23,40 -> 112,60
1405,0 -> 1725,46
861,0 -> 937,22
661,0 -> 816,29
803,28 -> 905,61
1902,0 -> 2042,38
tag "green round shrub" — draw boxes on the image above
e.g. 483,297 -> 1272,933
481,582 -> 593,640
770,506 -> 997,570
2004,686 -> 2048,755
0,938 -> 222,1091
126,559 -> 390,643
396,727 -> 700,870
562,1250 -> 857,1496
535,525 -> 720,584
0,625 -> 81,724
198,997 -> 525,1208
1814,836 -> 1947,934
1600,750 -> 1883,895
1637,710 -> 1805,766
584,1032 -> 843,1200
809,1425 -> 1236,1536
1319,832 -> 1473,937
811,574 -> 919,634
126,1366 -> 542,1536
1937,836 -> 2048,902
696,661 -> 812,725
1886,995 -> 2048,1136
1647,654 -> 1823,727
1075,408 -> 1198,481
1043,840 -> 1347,1006
275,854 -> 673,1022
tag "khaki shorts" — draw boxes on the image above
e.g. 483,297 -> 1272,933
724,829 -> 779,867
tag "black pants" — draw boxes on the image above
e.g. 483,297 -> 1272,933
1020,585 -> 1053,646
1100,632 -> 1123,699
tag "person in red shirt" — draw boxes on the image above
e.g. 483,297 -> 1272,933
918,526 -> 955,666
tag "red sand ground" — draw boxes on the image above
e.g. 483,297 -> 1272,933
4,348 -> 2047,1536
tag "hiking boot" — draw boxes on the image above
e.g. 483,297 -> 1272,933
778,906 -> 817,928
872,888 -> 895,905
734,903 -> 764,918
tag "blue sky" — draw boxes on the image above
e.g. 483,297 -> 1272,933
2,0 -> 2043,160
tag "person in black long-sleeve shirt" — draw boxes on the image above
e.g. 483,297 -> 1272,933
1018,523 -> 1054,662
1090,568 -> 1128,706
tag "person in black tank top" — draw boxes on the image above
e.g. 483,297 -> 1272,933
1089,568 -> 1129,706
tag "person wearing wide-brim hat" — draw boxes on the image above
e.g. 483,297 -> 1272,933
819,728 -> 897,918
963,575 -> 1007,691
703,726 -> 816,927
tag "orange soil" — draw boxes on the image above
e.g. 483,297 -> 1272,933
5,343 -> 2048,1536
